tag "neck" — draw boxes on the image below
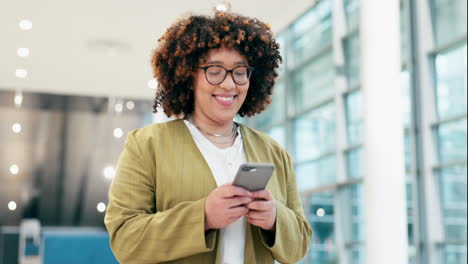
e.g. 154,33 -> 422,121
190,113 -> 235,136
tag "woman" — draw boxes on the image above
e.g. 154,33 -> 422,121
105,11 -> 312,264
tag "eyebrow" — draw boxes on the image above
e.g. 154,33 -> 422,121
205,60 -> 247,65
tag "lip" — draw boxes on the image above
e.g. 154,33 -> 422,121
212,94 -> 237,106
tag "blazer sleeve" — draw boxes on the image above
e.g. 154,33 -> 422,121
104,131 -> 217,264
260,151 -> 312,263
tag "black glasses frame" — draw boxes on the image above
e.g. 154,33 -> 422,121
197,65 -> 254,85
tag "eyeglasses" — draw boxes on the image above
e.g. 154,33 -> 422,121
198,65 -> 254,85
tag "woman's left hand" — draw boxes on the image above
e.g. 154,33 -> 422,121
245,190 -> 277,231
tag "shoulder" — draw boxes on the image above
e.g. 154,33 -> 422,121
127,119 -> 184,141
239,123 -> 290,159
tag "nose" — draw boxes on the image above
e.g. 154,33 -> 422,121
219,72 -> 236,90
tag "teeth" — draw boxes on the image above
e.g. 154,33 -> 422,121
215,96 -> 234,102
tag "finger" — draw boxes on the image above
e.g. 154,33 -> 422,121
222,186 -> 252,198
251,190 -> 272,200
246,210 -> 267,220
227,206 -> 249,218
226,196 -> 254,208
246,217 -> 264,227
246,200 -> 269,211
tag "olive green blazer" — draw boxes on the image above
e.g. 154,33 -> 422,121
105,119 -> 312,264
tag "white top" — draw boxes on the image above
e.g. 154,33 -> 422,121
184,120 -> 247,264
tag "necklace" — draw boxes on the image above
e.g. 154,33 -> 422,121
188,116 -> 237,138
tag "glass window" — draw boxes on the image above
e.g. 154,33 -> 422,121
401,70 -> 412,128
265,125 -> 286,149
436,119 -> 467,163
441,244 -> 467,264
293,51 -> 335,113
296,156 -> 336,191
344,0 -> 360,31
431,0 -> 467,47
435,45 -> 467,119
346,147 -> 364,179
253,80 -> 286,128
345,91 -> 363,146
307,192 -> 338,264
344,32 -> 361,89
291,0 -> 333,66
294,103 -> 336,162
339,184 -> 365,264
437,166 -> 467,241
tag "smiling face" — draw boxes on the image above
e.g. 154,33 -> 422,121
192,48 -> 250,126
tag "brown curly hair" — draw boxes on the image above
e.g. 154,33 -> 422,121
150,11 -> 282,118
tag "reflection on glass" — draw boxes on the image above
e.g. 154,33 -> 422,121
344,0 -> 360,31
346,147 -> 363,179
431,0 -> 467,47
442,244 -> 468,264
401,70 -> 412,128
265,125 -> 286,149
435,45 -> 467,119
345,91 -> 363,146
344,32 -> 360,89
291,0 -> 332,66
296,157 -> 336,191
294,103 -> 336,162
339,184 -> 365,264
404,133 -> 412,170
406,176 -> 414,244
436,119 -> 467,163
437,166 -> 467,241
307,192 -> 338,264
293,52 -> 334,113
254,80 -> 286,128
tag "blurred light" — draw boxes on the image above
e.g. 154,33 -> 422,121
19,19 -> 32,30
14,92 -> 23,106
216,4 -> 228,12
16,69 -> 28,79
113,128 -> 123,138
8,201 -> 17,211
10,164 -> 19,175
316,208 -> 326,217
148,79 -> 157,89
103,166 -> 115,180
97,202 -> 106,213
126,101 -> 134,110
12,123 -> 22,133
17,48 -> 30,57
114,103 -> 123,113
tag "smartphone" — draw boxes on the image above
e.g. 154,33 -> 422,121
232,163 -> 275,192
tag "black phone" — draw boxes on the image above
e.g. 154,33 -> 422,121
232,163 -> 275,192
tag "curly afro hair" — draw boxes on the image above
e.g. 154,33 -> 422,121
150,11 -> 282,118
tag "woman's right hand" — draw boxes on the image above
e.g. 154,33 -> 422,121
204,182 -> 253,230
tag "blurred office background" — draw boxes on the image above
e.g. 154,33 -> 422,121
0,0 -> 466,264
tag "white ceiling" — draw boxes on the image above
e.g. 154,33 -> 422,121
0,0 -> 316,100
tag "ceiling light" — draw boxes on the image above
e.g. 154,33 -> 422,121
97,202 -> 106,213
316,208 -> 325,217
126,101 -> 134,110
114,103 -> 123,113
10,164 -> 19,175
17,48 -> 30,57
113,128 -> 123,138
16,69 -> 28,79
103,166 -> 115,180
19,19 -> 32,31
8,201 -> 17,211
14,92 -> 23,106
148,79 -> 157,89
12,123 -> 22,133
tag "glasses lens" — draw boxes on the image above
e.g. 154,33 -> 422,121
233,66 -> 249,84
206,66 -> 226,84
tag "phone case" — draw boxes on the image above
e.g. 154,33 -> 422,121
232,163 -> 275,191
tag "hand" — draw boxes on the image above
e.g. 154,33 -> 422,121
204,183 -> 253,231
245,190 -> 277,231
